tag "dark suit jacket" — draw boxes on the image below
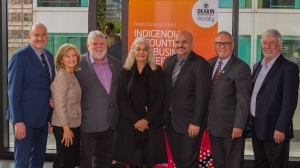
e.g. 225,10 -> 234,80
6,44 -> 55,127
208,56 -> 251,137
163,51 -> 211,133
252,55 -> 299,141
107,40 -> 122,61
116,64 -> 166,133
75,53 -> 122,133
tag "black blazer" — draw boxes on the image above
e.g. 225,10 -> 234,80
252,55 -> 299,141
163,51 -> 211,133
116,64 -> 166,133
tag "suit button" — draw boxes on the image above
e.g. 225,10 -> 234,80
210,97 -> 212,99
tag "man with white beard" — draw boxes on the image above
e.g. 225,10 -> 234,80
75,30 -> 122,168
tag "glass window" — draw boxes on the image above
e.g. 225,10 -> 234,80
259,0 -> 300,9
238,35 -> 251,65
219,0 -> 252,8
37,0 -> 88,7
46,33 -> 88,57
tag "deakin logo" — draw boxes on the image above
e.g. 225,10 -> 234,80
192,0 -> 218,28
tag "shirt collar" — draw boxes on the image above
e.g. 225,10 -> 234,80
217,55 -> 231,65
30,43 -> 44,56
261,54 -> 280,68
89,52 -> 108,65
177,51 -> 191,61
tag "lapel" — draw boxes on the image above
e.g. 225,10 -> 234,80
83,53 -> 108,93
106,56 -> 116,95
164,55 -> 177,85
26,44 -> 46,70
211,56 -> 235,89
260,55 -> 284,89
172,52 -> 193,88
252,61 -> 262,85
45,50 -> 55,81
210,57 -> 217,74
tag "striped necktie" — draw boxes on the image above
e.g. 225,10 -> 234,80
172,58 -> 183,86
211,60 -> 222,87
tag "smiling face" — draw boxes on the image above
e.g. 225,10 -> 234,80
214,33 -> 234,60
134,42 -> 149,64
87,36 -> 107,61
28,23 -> 48,52
261,35 -> 281,63
61,49 -> 78,73
174,31 -> 194,59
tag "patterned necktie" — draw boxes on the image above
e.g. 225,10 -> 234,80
211,60 -> 222,87
40,53 -> 51,85
172,58 -> 183,86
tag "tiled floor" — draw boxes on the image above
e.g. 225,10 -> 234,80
0,160 -> 53,168
2,131 -> 300,167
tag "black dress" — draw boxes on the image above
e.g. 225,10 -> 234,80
113,63 -> 167,167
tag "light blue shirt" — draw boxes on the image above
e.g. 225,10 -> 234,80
250,55 -> 280,116
211,56 -> 231,78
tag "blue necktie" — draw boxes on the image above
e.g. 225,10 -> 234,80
40,53 -> 51,85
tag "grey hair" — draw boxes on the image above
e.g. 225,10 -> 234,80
123,37 -> 157,70
87,30 -> 106,43
261,29 -> 283,47
216,31 -> 234,42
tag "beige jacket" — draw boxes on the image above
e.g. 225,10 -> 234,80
51,69 -> 82,128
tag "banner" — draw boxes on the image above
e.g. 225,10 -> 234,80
128,1 -> 218,167
128,0 -> 218,66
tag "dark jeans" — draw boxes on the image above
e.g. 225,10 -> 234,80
80,128 -> 115,168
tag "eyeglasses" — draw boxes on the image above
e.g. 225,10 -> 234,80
215,42 -> 232,47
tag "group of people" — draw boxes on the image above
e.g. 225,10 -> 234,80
6,22 -> 298,168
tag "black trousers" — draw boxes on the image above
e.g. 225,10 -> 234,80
210,133 -> 245,168
165,115 -> 202,168
252,118 -> 290,168
52,126 -> 80,168
80,128 -> 115,168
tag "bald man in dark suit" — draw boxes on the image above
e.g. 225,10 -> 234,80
163,30 -> 211,168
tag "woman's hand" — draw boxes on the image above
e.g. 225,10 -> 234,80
134,119 -> 149,132
61,125 -> 74,147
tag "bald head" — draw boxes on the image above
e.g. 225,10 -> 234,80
174,30 -> 194,59
176,30 -> 193,42
28,23 -> 49,52
29,23 -> 47,33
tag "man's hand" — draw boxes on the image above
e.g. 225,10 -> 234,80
273,130 -> 285,143
187,124 -> 200,138
15,122 -> 26,140
134,119 -> 149,132
232,127 -> 243,139
49,98 -> 55,108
